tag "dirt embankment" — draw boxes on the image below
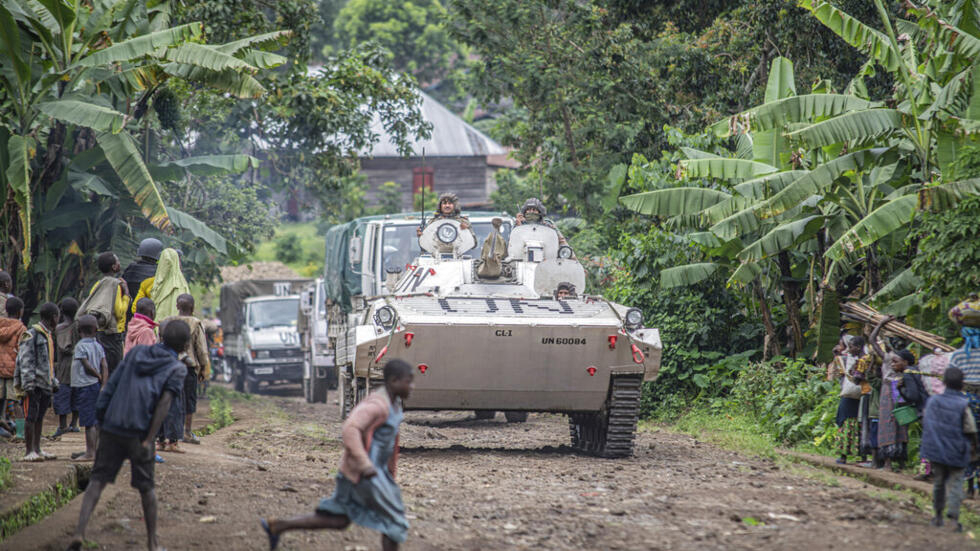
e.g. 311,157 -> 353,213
1,387 -> 975,550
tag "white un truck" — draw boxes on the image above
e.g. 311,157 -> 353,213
220,279 -> 311,394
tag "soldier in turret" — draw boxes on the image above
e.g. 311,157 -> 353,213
555,282 -> 576,300
515,198 -> 568,246
417,193 -> 473,237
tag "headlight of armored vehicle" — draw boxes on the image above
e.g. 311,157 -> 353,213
557,245 -> 573,259
624,308 -> 643,330
374,305 -> 396,330
436,222 -> 458,244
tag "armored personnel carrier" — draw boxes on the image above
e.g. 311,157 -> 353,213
327,213 -> 662,457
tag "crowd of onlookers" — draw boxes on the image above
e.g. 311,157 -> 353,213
830,298 -> 980,532
0,239 -> 211,550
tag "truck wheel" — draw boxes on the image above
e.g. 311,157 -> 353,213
340,369 -> 355,420
504,411 -> 528,423
311,375 -> 328,403
302,378 -> 313,403
246,377 -> 260,395
233,361 -> 244,393
473,410 -> 496,420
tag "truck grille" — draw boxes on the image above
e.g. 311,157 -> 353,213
269,349 -> 302,359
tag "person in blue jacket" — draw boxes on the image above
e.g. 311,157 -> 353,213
919,366 -> 979,532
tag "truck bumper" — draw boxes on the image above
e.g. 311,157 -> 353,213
246,362 -> 303,383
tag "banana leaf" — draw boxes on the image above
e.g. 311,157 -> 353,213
660,263 -> 721,289
620,187 -> 731,216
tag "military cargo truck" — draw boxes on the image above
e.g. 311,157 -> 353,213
220,279 -> 311,394
298,278 -> 336,403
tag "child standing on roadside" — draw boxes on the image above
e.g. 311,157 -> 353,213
920,366 -> 978,532
14,302 -> 60,462
0,297 -> 26,438
125,298 -> 158,357
51,297 -> 80,438
261,359 -> 415,551
70,315 -> 108,462
159,294 -> 210,445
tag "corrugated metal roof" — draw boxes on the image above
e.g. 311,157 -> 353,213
366,90 -> 507,158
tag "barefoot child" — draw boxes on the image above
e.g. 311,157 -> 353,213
52,297 -> 80,438
70,315 -> 108,461
262,359 -> 415,551
68,320 -> 189,551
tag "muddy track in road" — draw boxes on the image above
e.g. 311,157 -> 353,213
4,386 -> 976,550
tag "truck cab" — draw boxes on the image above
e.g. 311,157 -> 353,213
220,279 -> 311,395
299,278 -> 336,403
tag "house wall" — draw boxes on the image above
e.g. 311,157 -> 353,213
359,156 -> 498,210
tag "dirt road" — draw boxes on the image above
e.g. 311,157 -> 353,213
2,385 -> 975,550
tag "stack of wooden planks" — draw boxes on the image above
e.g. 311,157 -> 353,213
840,301 -> 955,352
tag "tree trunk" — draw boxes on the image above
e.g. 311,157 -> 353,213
777,251 -> 805,357
753,278 -> 780,361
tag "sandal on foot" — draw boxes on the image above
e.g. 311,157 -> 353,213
260,518 -> 280,551
184,432 -> 201,445
49,427 -> 68,439
20,452 -> 42,462
39,450 -> 57,460
165,443 -> 185,454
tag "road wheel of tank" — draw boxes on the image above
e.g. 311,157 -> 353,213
233,361 -> 244,393
473,410 -> 496,420
504,411 -> 528,423
246,376 -> 260,395
568,374 -> 642,458
311,374 -> 328,403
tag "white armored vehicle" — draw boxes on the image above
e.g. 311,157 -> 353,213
326,212 -> 662,457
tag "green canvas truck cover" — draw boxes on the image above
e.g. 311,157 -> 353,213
220,279 -> 311,334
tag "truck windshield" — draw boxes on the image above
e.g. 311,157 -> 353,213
381,221 -> 512,272
248,299 -> 299,329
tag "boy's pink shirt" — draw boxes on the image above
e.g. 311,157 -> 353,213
339,390 -> 399,483
124,314 -> 158,356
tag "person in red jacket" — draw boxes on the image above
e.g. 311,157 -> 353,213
0,297 -> 26,437
261,359 -> 415,551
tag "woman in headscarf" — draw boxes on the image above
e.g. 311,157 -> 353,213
130,248 -> 189,322
870,317 -> 911,471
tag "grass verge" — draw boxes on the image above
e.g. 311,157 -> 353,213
0,465 -> 87,542
199,386 -> 241,435
0,457 -> 11,492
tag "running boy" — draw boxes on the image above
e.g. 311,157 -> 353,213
920,366 -> 978,532
70,315 -> 107,462
68,320 -> 189,551
160,294 -> 210,444
0,297 -> 26,437
14,302 -> 60,462
52,297 -> 80,438
261,359 -> 415,551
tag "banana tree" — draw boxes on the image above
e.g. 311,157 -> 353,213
0,0 -> 288,309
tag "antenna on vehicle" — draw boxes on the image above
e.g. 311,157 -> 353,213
420,147 -> 427,230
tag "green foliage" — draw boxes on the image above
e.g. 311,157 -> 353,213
201,386 -> 237,435
274,234 -> 304,264
0,456 -> 10,492
376,181 -> 404,215
606,226 -> 762,417
447,0 -> 884,219
490,169 -> 539,215
335,0 -> 461,83
730,357 -> 838,449
413,189 -> 439,213
0,480 -> 80,541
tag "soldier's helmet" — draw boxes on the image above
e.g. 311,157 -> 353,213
521,197 -> 547,217
137,238 -> 164,261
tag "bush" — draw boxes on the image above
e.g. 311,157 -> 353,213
274,233 -> 303,264
730,357 -> 838,450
